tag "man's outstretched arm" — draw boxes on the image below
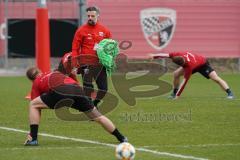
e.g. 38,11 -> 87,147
175,70 -> 192,98
149,53 -> 170,59
176,77 -> 190,98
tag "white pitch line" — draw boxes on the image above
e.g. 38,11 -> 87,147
142,143 -> 240,148
137,148 -> 207,160
0,146 -> 106,151
0,126 -> 208,160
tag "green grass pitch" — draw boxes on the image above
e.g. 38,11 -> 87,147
0,73 -> 239,160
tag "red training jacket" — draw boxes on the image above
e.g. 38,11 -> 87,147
72,22 -> 112,66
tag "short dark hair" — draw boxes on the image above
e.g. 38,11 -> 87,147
86,6 -> 100,14
26,67 -> 40,81
172,56 -> 185,66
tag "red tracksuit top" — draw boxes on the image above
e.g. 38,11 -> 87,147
169,52 -> 206,96
31,71 -> 77,100
72,22 -> 112,66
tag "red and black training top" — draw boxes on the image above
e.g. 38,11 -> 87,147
30,71 -> 78,100
72,22 -> 112,66
169,52 -> 206,96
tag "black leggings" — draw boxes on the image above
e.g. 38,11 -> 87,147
79,65 -> 108,100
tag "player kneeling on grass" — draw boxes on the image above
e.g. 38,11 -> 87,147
151,52 -> 234,99
24,67 -> 127,146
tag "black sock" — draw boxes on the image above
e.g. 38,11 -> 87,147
225,88 -> 232,95
173,88 -> 178,95
30,124 -> 38,141
112,129 -> 125,143
93,99 -> 101,106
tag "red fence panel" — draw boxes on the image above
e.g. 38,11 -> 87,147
88,0 -> 240,58
1,0 -> 240,58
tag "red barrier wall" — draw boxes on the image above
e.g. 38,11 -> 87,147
88,0 -> 240,58
1,0 -> 240,58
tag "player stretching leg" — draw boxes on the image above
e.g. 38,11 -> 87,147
24,67 -> 127,146
151,52 -> 234,99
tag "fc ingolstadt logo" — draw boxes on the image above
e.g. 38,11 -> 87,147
140,8 -> 176,50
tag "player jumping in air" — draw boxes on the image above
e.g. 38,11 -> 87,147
151,52 -> 234,99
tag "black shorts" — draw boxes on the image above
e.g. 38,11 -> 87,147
40,84 -> 94,112
192,61 -> 214,79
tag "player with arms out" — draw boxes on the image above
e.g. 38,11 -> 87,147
151,52 -> 234,99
